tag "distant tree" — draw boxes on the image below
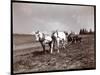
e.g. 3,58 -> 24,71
89,29 -> 94,34
89,29 -> 92,34
79,29 -> 82,34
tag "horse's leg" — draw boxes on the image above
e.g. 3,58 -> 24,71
80,38 -> 82,42
62,39 -> 66,49
41,42 -> 45,53
72,38 -> 74,43
53,40 -> 56,50
63,40 -> 66,49
48,42 -> 52,53
73,38 -> 75,43
74,38 -> 76,43
57,39 -> 60,53
43,45 -> 45,53
50,42 -> 54,54
49,42 -> 51,50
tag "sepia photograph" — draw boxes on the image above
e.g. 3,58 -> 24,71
12,1 -> 96,74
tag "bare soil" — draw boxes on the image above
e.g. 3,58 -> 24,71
13,34 -> 96,73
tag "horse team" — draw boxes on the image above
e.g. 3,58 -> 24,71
35,30 -> 82,54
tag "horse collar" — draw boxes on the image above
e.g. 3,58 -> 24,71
39,33 -> 45,42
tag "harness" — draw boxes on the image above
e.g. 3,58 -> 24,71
39,33 -> 45,42
56,30 -> 59,38
39,33 -> 52,44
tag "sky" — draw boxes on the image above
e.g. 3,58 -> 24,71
13,2 -> 94,34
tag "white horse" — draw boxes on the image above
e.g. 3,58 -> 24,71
51,30 -> 68,53
34,31 -> 53,53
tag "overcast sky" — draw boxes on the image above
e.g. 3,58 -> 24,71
13,2 -> 94,34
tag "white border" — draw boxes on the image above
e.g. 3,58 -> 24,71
0,0 -> 98,75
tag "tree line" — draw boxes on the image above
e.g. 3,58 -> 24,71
79,28 -> 94,35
